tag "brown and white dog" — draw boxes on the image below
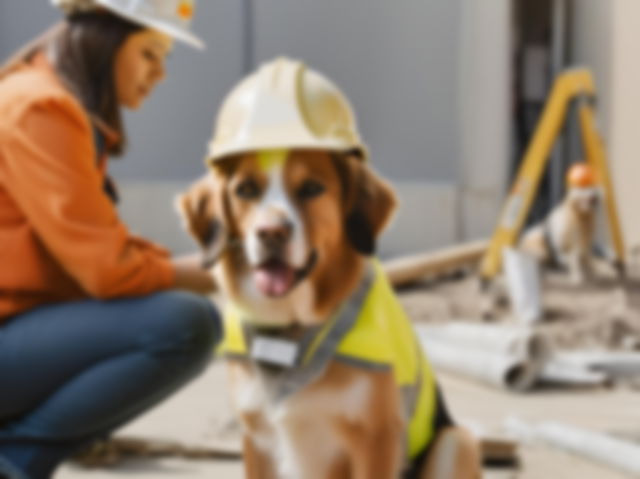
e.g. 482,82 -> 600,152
178,149 -> 480,479
518,183 -> 601,285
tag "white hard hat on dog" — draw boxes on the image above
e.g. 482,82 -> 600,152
51,0 -> 204,49
207,57 -> 367,164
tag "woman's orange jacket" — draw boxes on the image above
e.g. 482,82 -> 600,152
0,54 -> 176,322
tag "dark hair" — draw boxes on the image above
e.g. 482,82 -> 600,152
0,13 -> 143,156
52,12 -> 144,156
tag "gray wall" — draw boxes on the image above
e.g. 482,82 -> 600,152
0,1 -> 461,184
0,1 -> 58,50
570,0 -> 613,140
252,0 -> 461,182
457,0 -> 511,240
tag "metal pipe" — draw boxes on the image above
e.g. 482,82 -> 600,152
417,323 -> 549,360
551,351 -> 640,378
507,418 -> 640,476
540,359 -> 610,386
421,337 -> 540,392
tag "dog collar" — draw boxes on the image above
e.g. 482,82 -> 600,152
226,263 -> 375,401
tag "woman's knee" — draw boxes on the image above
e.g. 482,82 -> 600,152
139,291 -> 221,362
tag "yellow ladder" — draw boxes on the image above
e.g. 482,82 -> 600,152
479,68 -> 625,282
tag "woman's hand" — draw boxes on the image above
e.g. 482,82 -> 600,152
172,253 -> 216,295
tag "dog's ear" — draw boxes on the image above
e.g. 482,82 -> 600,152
175,172 -> 228,268
333,154 -> 398,256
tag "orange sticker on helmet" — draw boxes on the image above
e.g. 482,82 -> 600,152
177,1 -> 193,20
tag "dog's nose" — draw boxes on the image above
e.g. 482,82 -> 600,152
257,221 -> 293,245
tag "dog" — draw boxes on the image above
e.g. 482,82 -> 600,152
177,149 -> 481,478
480,164 -> 603,320
518,171 -> 601,285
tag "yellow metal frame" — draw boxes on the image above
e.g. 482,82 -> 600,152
480,68 -> 625,282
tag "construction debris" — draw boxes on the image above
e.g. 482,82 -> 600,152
480,436 -> 520,468
417,323 -> 640,391
421,338 -> 539,392
537,349 -> 640,388
505,418 -> 640,476
539,360 -> 611,387
502,247 -> 543,324
417,323 -> 549,392
548,350 -> 640,378
417,323 -> 548,358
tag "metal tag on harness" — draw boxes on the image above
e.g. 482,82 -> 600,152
250,336 -> 299,368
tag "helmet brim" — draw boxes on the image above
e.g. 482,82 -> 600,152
94,0 -> 205,49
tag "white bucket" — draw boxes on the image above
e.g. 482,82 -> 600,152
502,247 -> 543,324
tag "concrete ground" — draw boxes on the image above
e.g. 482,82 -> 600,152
57,361 -> 242,479
55,361 -> 638,479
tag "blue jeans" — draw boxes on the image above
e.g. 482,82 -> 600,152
0,291 -> 221,479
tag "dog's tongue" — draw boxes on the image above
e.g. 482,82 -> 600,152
254,263 -> 296,297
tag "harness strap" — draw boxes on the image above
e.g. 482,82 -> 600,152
231,264 -> 375,402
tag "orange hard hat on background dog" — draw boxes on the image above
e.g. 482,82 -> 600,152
566,163 -> 597,188
207,57 -> 368,164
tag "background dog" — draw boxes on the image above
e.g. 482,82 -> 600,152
178,149 -> 481,479
519,163 -> 601,285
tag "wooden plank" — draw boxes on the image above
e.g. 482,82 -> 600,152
71,436 -> 242,467
481,436 -> 520,467
383,239 -> 488,286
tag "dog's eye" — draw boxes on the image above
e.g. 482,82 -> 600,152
236,179 -> 261,200
297,180 -> 325,200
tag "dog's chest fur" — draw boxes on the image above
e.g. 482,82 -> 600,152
228,359 -> 374,478
549,200 -> 595,254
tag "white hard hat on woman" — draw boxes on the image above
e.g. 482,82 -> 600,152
51,0 -> 204,48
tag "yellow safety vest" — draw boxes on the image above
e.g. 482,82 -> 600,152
219,260 -> 438,460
